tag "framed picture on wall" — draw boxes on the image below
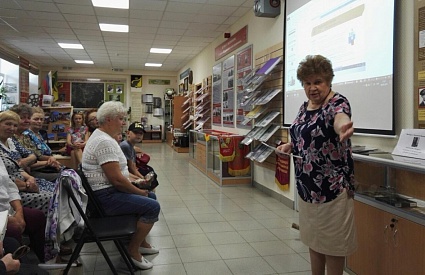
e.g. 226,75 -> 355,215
184,77 -> 189,91
104,83 -> 125,103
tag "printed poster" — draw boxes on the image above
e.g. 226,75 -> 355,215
222,55 -> 235,128
236,45 -> 253,129
212,63 -> 222,126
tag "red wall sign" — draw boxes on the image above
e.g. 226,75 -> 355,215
215,26 -> 248,61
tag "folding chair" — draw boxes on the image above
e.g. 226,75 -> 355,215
61,175 -> 138,275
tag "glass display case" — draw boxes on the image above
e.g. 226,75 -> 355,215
189,130 -> 251,186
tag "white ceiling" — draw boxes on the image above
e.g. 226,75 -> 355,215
0,0 -> 253,72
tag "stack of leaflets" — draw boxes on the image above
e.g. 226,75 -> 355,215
254,111 -> 280,127
253,88 -> 282,105
258,124 -> 281,142
245,143 -> 275,163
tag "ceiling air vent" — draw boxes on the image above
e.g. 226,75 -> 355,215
112,68 -> 123,72
62,66 -> 72,70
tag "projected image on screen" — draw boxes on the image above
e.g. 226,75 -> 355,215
284,0 -> 395,135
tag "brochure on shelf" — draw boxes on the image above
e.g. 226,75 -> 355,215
245,105 -> 268,119
253,125 -> 271,140
259,124 -> 281,142
254,88 -> 282,105
240,126 -> 264,145
246,143 -> 274,163
255,111 -> 280,127
256,56 -> 282,75
261,142 -> 302,159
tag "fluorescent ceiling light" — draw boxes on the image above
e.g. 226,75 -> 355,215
87,78 -> 100,81
75,60 -> 94,64
150,48 -> 172,54
58,43 -> 83,49
145,63 -> 162,67
92,0 -> 129,9
99,23 -> 128,33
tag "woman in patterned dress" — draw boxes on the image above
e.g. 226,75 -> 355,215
276,55 -> 356,275
0,111 -> 54,215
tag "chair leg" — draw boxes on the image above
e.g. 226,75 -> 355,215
63,238 -> 85,275
114,240 -> 136,275
95,239 -> 119,275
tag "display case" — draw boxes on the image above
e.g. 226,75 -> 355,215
346,153 -> 425,275
189,130 -> 251,186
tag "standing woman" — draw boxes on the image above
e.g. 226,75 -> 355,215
82,101 -> 160,270
276,55 -> 356,275
66,112 -> 88,169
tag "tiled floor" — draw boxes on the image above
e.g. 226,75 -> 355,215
65,143 -> 350,275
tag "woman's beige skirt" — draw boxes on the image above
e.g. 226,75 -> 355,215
298,189 -> 357,256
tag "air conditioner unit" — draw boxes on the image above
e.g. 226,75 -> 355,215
254,0 -> 281,18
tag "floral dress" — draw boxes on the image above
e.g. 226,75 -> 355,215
22,129 -> 52,156
0,138 -> 55,215
290,93 -> 354,204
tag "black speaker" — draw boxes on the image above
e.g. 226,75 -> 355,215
254,0 -> 281,18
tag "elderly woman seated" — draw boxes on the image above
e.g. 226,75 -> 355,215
9,104 -> 61,182
82,101 -> 160,270
0,110 -> 54,215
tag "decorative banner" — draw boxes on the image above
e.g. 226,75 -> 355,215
148,79 -> 170,85
236,45 -> 253,129
212,63 -> 223,126
222,55 -> 235,128
131,75 -> 142,88
215,26 -> 248,61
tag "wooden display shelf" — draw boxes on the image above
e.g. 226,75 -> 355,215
173,146 -> 189,153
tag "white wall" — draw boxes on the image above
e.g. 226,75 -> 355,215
179,1 -> 415,204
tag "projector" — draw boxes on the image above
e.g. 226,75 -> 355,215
254,0 -> 281,18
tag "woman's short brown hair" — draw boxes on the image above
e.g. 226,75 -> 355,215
296,55 -> 334,85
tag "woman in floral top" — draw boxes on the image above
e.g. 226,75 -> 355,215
276,55 -> 356,275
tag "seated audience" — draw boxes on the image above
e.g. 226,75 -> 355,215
82,101 -> 160,270
9,104 -> 60,182
0,111 -> 54,215
0,155 -> 46,264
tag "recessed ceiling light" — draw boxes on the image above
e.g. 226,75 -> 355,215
145,63 -> 162,67
58,43 -> 84,49
150,48 -> 172,54
75,60 -> 94,64
99,23 -> 129,33
92,0 -> 129,9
